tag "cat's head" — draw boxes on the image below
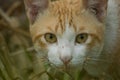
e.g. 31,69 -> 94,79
24,0 -> 108,69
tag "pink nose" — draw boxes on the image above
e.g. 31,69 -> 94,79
60,56 -> 72,65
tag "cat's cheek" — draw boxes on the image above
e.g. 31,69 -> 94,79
83,44 -> 104,76
71,45 -> 87,66
47,45 -> 63,66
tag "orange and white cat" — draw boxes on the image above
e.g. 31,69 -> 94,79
24,0 -> 120,79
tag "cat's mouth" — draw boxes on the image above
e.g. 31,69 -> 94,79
48,63 -> 84,75
49,61 -> 83,71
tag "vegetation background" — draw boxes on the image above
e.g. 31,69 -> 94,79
0,0 -> 37,80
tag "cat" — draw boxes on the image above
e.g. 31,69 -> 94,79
24,0 -> 120,79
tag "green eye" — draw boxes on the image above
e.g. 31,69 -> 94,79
76,33 -> 88,44
44,33 -> 57,43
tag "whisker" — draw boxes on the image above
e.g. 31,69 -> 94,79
83,61 -> 111,67
88,59 -> 112,63
87,56 -> 112,61
86,55 -> 112,59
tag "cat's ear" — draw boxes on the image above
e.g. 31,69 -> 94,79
24,0 -> 49,24
83,0 -> 108,22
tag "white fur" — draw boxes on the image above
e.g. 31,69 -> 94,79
104,0 -> 119,52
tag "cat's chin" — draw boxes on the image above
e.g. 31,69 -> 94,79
50,63 -> 83,72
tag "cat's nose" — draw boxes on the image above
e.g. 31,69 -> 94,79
60,56 -> 72,65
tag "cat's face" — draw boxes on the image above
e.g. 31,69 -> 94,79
24,0 -> 107,69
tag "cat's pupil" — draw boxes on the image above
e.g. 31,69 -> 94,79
49,35 -> 53,39
80,35 -> 84,39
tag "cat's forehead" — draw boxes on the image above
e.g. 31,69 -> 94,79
31,0 -> 104,42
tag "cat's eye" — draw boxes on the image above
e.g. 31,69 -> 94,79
76,33 -> 88,44
44,33 -> 57,43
